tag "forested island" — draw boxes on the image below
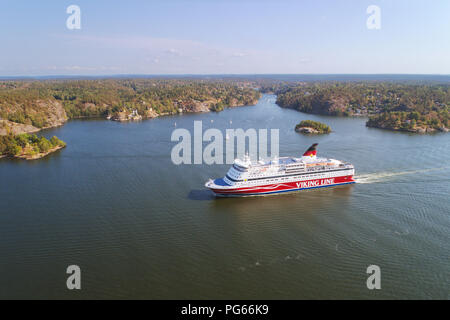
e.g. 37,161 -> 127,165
0,133 -> 66,160
274,82 -> 449,133
295,120 -> 331,134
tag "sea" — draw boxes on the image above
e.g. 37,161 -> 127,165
1,93 -> 449,299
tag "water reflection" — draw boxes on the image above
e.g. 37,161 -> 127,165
188,189 -> 216,201
208,185 -> 354,216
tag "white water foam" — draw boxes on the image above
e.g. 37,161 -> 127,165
356,167 -> 450,184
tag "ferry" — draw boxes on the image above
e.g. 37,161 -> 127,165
205,143 -> 355,197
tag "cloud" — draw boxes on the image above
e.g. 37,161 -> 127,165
14,34 -> 316,75
43,65 -> 122,72
298,58 -> 311,64
231,52 -> 248,57
165,48 -> 182,56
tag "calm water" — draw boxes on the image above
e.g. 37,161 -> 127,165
1,94 -> 449,299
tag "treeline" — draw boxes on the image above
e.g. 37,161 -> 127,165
0,133 -> 66,158
0,79 -> 261,127
0,83 -> 58,128
276,82 -> 449,131
366,111 -> 448,132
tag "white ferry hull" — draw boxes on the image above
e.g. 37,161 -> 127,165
207,175 -> 355,197
205,143 -> 355,197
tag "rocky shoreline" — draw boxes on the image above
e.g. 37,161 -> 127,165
295,120 -> 331,134
1,98 -> 260,133
280,102 -> 449,134
14,145 -> 65,160
0,96 -> 259,161
275,83 -> 449,134
0,133 -> 66,161
0,79 -> 261,136
295,126 -> 321,134
106,98 -> 260,122
366,123 -> 449,133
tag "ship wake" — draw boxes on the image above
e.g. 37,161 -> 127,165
356,166 -> 450,184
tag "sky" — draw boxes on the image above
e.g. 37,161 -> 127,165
0,0 -> 449,76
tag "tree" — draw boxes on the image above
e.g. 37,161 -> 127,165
50,136 -> 65,147
10,144 -> 22,156
38,137 -> 51,153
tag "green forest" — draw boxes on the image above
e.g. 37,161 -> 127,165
0,79 -> 261,127
0,78 -> 261,159
0,133 -> 66,159
295,120 -> 331,134
275,82 -> 449,132
1,79 -> 449,142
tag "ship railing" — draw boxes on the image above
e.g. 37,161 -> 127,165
306,165 -> 337,172
339,163 -> 354,168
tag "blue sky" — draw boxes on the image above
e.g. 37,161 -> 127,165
0,0 -> 449,75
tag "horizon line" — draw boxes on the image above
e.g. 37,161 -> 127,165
1,73 -> 450,80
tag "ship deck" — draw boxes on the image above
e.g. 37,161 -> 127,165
249,156 -> 329,168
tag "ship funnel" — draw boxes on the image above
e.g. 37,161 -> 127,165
303,143 -> 318,157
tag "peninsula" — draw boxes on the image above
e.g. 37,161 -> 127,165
0,79 -> 261,135
0,133 -> 66,160
0,79 -> 260,160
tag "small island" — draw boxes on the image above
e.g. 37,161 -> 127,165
295,120 -> 331,134
0,133 -> 66,160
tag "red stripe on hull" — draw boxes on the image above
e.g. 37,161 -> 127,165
210,175 -> 354,196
